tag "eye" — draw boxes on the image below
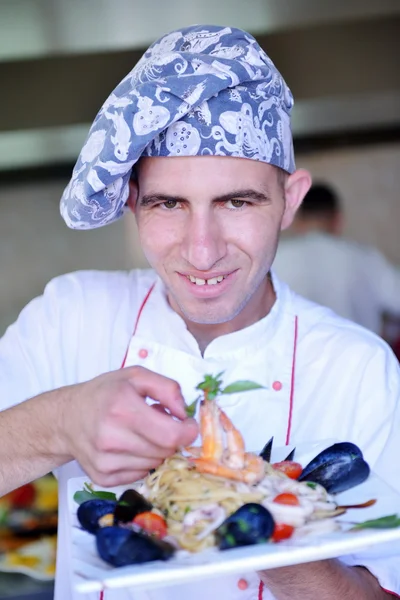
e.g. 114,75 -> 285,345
162,199 -> 179,209
227,199 -> 246,209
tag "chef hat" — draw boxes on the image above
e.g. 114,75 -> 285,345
60,24 -> 295,230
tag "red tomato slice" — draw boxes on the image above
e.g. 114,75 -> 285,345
272,461 -> 303,480
132,512 -> 168,539
272,523 -> 295,542
273,492 -> 300,506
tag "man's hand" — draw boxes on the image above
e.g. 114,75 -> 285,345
60,366 -> 199,486
259,560 -> 392,600
0,367 -> 198,496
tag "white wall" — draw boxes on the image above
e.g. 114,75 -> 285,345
296,142 -> 400,263
0,179 -> 136,335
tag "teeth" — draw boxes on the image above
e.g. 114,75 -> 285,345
188,275 -> 225,286
189,275 -> 206,285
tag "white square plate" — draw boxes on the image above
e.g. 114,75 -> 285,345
67,440 -> 400,594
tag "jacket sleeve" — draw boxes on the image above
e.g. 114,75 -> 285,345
0,273 -> 83,411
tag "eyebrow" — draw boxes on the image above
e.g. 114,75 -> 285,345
139,189 -> 272,206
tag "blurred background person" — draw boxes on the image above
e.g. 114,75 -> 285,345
273,183 -> 400,335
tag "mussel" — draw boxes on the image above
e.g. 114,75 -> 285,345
298,442 -> 370,494
259,437 -> 274,462
216,503 -> 275,550
114,489 -> 153,524
259,437 -> 296,462
77,499 -> 117,534
96,526 -> 175,567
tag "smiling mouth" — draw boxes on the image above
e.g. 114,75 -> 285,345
186,274 -> 227,286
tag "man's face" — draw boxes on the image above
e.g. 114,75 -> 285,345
133,156 -> 304,326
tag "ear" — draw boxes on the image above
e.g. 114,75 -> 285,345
281,169 -> 312,231
127,180 -> 139,214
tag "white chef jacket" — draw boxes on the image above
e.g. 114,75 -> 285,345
0,268 -> 400,600
273,231 -> 400,334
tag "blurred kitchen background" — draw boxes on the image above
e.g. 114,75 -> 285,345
1,0 -> 400,337
0,1 -> 399,594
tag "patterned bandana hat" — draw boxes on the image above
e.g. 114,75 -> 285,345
60,24 -> 295,230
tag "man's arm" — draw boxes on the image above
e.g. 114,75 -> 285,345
0,388 -> 72,495
259,560 -> 392,600
0,367 -> 198,497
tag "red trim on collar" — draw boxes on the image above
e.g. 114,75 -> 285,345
382,589 -> 400,598
285,315 -> 298,445
258,316 -> 299,600
120,282 -> 156,369
258,580 -> 264,600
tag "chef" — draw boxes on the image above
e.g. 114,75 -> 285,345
0,25 -> 399,600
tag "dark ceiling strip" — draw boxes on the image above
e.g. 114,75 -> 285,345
0,15 -> 399,132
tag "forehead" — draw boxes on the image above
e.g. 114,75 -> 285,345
137,156 -> 279,197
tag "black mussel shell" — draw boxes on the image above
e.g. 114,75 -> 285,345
96,526 -> 175,567
216,503 -> 275,550
298,442 -> 370,493
77,499 -> 116,534
259,437 -> 274,462
284,447 -> 296,461
114,489 -> 153,523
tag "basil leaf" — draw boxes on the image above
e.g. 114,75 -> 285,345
73,487 -> 117,505
222,381 -> 264,394
185,397 -> 200,418
92,491 -> 117,501
73,490 -> 95,505
350,514 -> 400,530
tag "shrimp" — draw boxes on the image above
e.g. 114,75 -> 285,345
187,401 -> 264,484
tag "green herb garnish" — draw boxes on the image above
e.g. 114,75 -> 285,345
350,514 -> 400,531
73,482 -> 117,505
186,372 -> 263,416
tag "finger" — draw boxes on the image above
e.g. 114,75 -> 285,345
125,402 -> 199,450
150,403 -> 170,416
91,452 -> 164,478
123,366 -> 187,420
96,427 -> 174,459
91,470 -> 150,488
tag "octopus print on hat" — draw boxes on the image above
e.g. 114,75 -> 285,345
60,25 -> 295,230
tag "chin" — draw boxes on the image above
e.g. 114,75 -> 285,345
179,303 -> 240,326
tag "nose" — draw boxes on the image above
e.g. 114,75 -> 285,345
181,209 -> 227,271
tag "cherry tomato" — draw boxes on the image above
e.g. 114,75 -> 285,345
273,492 -> 300,506
132,511 -> 168,539
272,523 -> 295,542
272,461 -> 303,480
6,483 -> 36,508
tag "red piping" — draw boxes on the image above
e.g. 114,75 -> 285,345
120,282 -> 156,369
285,315 -> 298,446
382,588 -> 400,598
259,316 -> 299,599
